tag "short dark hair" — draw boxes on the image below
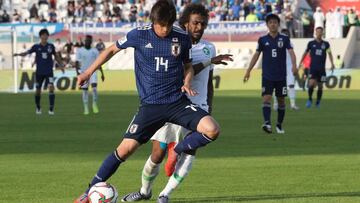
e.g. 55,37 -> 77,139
150,0 -> 176,25
179,3 -> 209,28
265,14 -> 280,23
39,28 -> 49,37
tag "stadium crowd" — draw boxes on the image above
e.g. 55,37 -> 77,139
0,0 -> 358,39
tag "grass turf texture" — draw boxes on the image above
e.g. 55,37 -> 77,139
0,90 -> 360,203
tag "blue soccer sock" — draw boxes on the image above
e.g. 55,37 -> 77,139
35,94 -> 41,109
174,132 -> 213,154
262,102 -> 271,124
317,89 -> 323,103
277,105 -> 285,125
308,87 -> 314,101
86,151 -> 124,193
49,92 -> 55,111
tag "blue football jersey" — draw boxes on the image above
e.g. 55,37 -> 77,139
256,33 -> 293,81
306,40 -> 330,71
116,25 -> 192,104
28,43 -> 56,75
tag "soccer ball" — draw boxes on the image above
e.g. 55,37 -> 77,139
88,182 -> 118,203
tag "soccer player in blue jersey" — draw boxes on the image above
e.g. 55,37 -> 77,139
299,27 -> 335,108
74,1 -> 220,203
14,28 -> 64,115
244,14 -> 297,134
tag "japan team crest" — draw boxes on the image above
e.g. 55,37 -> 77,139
171,43 -> 181,57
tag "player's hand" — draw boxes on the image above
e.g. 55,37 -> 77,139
77,71 -> 91,87
243,70 -> 250,83
181,83 -> 197,96
101,75 -> 105,82
292,66 -> 298,76
211,54 -> 233,65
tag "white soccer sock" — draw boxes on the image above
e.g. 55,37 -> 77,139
92,87 -> 98,104
288,87 -> 296,107
159,154 -> 195,198
82,90 -> 89,109
140,156 -> 160,195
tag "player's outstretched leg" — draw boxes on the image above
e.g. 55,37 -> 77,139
48,84 -> 55,115
35,89 -> 41,114
74,139 -> 139,203
159,152 -> 195,201
174,116 -> 219,155
262,95 -> 272,133
92,84 -> 99,114
316,84 -> 323,108
121,141 -> 166,202
82,89 -> 89,115
276,97 -> 286,134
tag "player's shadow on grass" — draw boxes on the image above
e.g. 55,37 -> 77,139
171,191 -> 360,202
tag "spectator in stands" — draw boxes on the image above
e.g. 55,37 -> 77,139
313,7 -> 325,35
245,8 -> 258,22
29,4 -> 38,21
230,0 -> 241,21
301,10 -> 311,38
1,10 -> 9,22
96,38 -> 105,52
325,9 -> 334,39
284,5 -> 295,37
333,7 -> 344,39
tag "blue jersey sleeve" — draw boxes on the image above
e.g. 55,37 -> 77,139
285,37 -> 293,49
305,41 -> 311,52
116,28 -> 138,49
182,36 -> 192,64
27,44 -> 37,54
256,38 -> 263,52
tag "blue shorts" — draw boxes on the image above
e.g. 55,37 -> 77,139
124,96 -> 209,144
309,69 -> 326,82
35,73 -> 54,90
262,78 -> 287,97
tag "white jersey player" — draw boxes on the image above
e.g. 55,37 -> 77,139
75,35 -> 105,115
274,29 -> 299,111
121,4 -> 233,203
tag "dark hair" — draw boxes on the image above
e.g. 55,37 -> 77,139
39,28 -> 49,37
150,0 -> 176,25
265,14 -> 280,23
315,26 -> 324,31
179,3 -> 209,28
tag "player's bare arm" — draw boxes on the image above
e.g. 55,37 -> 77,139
327,49 -> 335,72
288,49 -> 298,75
77,44 -> 121,86
298,50 -> 309,69
182,62 -> 197,96
192,54 -> 233,75
244,51 -> 260,82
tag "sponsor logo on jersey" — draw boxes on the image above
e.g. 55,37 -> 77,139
171,43 -> 181,57
145,43 -> 153,48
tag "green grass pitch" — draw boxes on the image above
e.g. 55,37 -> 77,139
0,90 -> 360,203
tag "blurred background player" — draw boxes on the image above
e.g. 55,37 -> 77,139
244,14 -> 297,134
273,29 -> 299,111
121,4 -> 232,203
75,35 -> 105,115
14,28 -> 64,115
299,27 -> 335,108
74,1 -> 221,202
